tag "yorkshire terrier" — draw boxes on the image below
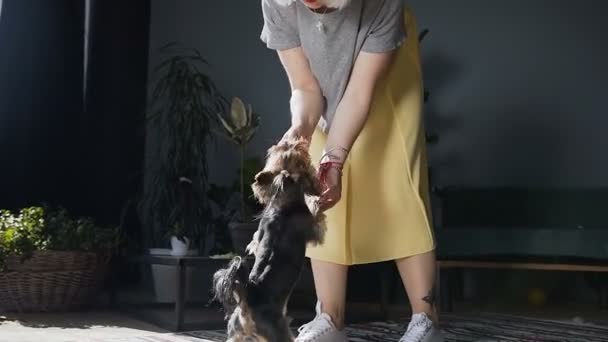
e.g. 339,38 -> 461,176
212,137 -> 326,342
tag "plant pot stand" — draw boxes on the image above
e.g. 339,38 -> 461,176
112,254 -> 252,332
148,248 -> 199,303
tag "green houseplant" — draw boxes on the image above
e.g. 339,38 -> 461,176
0,205 -> 120,312
215,97 -> 262,254
0,206 -> 120,271
140,42 -> 227,257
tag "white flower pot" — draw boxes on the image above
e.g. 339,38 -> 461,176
148,246 -> 203,303
170,236 -> 190,257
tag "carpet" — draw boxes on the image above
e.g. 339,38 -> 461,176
183,313 -> 608,342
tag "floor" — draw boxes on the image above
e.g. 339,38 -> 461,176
1,300 -> 606,342
0,310 -> 169,342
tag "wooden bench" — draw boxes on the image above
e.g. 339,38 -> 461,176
436,257 -> 608,312
431,187 -> 608,313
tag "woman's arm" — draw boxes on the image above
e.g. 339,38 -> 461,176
324,50 -> 395,161
277,47 -> 324,141
316,50 -> 396,211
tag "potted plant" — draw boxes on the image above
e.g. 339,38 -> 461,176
0,205 -> 121,312
166,222 -> 189,257
215,97 -> 262,254
165,177 -> 203,257
139,42 -> 227,303
206,183 -> 240,256
140,42 -> 226,256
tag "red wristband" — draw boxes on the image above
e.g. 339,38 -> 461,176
318,161 -> 343,186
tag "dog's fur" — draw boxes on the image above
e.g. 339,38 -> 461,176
212,138 -> 326,342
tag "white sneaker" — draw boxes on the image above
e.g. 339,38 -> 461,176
295,301 -> 348,342
399,313 -> 445,342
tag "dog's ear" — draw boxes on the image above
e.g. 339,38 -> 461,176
254,170 -> 274,185
252,170 -> 275,204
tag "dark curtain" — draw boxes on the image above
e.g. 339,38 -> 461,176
0,0 -> 150,228
0,0 -> 84,210
79,0 -> 150,225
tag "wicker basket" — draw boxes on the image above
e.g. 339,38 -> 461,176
5,250 -> 99,272
3,269 -> 104,312
0,273 -> 16,312
0,250 -> 108,312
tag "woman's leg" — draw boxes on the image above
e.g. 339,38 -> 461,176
310,258 -> 349,329
395,250 -> 439,324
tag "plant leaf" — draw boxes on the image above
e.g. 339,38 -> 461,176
231,97 -> 248,130
243,126 -> 258,144
212,128 -> 240,145
217,113 -> 235,135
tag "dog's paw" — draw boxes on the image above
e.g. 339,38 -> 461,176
304,194 -> 320,216
245,241 -> 258,255
245,230 -> 260,255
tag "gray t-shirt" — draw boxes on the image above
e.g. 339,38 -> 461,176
260,0 -> 406,133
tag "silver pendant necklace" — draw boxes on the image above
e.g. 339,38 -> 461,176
315,6 -> 330,33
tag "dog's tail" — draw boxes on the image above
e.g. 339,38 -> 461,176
211,256 -> 250,312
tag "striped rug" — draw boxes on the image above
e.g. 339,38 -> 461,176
182,313 -> 608,342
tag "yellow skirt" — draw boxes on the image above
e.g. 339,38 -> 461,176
306,7 -> 436,265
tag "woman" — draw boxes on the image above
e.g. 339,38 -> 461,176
260,0 -> 444,341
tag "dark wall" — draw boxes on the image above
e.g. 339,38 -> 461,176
411,0 -> 608,188
148,0 -> 292,187
149,0 -> 608,189
146,0 -> 608,260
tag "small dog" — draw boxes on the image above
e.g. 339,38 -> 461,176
212,137 -> 326,342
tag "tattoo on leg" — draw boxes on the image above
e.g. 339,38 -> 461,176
422,288 -> 436,307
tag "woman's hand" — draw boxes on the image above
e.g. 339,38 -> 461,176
276,46 -> 324,147
318,163 -> 342,212
317,144 -> 347,212
281,124 -> 312,145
